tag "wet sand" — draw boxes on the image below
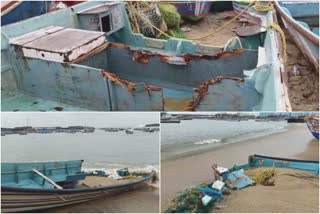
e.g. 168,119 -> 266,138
161,123 -> 319,212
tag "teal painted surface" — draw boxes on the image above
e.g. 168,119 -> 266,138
242,155 -> 319,176
281,2 -> 319,19
1,1 -> 289,111
1,160 -> 85,189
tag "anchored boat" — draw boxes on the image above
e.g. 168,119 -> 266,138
1,160 -> 155,212
274,1 -> 319,72
305,116 -> 319,140
1,1 -> 290,111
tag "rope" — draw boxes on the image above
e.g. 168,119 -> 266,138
127,1 -> 255,40
254,2 -> 274,12
267,23 -> 287,65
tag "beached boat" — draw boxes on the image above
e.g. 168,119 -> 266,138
1,160 -> 155,212
305,117 -> 319,139
235,154 -> 319,176
1,1 -> 290,111
275,1 -> 319,72
1,1 -> 52,26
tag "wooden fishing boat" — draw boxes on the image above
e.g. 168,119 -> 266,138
1,160 -> 155,212
305,116 -> 319,140
1,1 -> 291,111
220,154 -> 319,189
274,1 -> 319,72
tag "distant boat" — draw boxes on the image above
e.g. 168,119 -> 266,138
275,1 -> 319,72
305,117 -> 319,139
125,129 -> 134,134
1,160 -> 155,212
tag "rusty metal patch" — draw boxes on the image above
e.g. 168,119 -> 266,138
108,42 -> 243,65
101,70 -> 161,93
187,76 -> 244,111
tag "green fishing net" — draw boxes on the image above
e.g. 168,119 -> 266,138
166,183 -> 215,213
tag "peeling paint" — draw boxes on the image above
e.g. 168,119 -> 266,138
101,70 -> 161,93
108,42 -> 244,65
187,76 -> 244,111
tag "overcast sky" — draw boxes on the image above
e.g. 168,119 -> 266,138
1,113 -> 159,128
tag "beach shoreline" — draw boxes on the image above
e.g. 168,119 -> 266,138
161,123 -> 319,212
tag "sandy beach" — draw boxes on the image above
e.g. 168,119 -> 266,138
161,123 -> 319,212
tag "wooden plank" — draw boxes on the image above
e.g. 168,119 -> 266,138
32,169 -> 63,189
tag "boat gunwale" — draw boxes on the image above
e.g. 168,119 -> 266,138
252,154 -> 319,164
274,1 -> 319,46
1,171 -> 155,194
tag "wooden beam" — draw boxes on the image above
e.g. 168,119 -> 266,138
32,169 -> 63,189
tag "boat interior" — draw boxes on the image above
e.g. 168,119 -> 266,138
1,160 -> 147,190
1,1 -> 287,111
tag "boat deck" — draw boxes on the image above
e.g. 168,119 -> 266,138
1,93 -> 89,111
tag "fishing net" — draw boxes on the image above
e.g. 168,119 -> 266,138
246,168 -> 276,185
126,1 -> 167,38
166,184 -> 215,213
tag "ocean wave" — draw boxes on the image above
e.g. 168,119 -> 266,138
194,139 -> 222,145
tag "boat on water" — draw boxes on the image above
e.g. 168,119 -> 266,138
1,160 -> 155,212
305,116 -> 319,140
125,129 -> 134,134
1,1 -> 290,111
274,1 -> 319,72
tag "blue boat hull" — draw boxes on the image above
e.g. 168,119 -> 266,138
1,1 -> 52,26
311,132 -> 319,140
239,154 -> 319,176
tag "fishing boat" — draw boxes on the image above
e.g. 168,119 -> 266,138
305,116 -> 319,140
1,1 -> 52,26
1,1 -> 290,111
234,154 -> 319,175
274,1 -> 319,72
125,129 -> 134,134
1,160 -> 155,212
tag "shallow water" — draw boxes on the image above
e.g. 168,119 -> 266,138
1,130 -> 159,171
161,119 -> 288,160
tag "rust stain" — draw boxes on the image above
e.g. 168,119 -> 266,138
108,42 -> 243,65
164,98 -> 192,111
187,76 -> 244,111
101,70 -> 161,93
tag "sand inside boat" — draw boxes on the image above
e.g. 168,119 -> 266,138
285,30 -> 319,112
183,11 -> 319,111
79,175 -> 144,188
182,11 -> 241,46
215,168 -> 319,213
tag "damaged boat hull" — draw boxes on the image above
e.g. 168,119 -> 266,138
1,1 -> 290,111
1,160 -> 155,213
